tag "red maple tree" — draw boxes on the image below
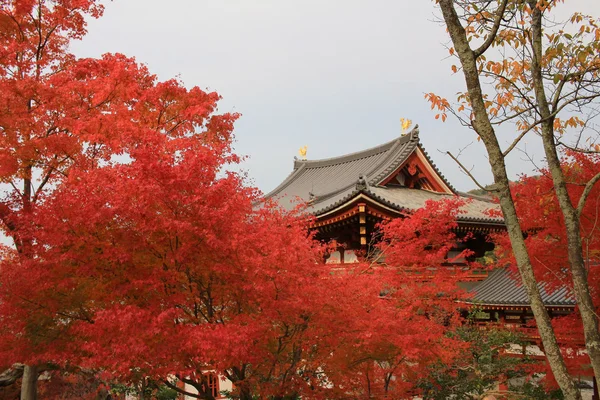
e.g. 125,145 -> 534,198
309,198 -> 476,399
0,0 -> 237,397
1,145 -> 483,400
0,1 -> 508,399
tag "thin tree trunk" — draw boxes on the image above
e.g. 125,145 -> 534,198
238,387 -> 252,400
526,0 -> 600,388
530,1 -> 600,388
537,58 -> 600,398
20,365 -> 37,400
436,1 -> 581,398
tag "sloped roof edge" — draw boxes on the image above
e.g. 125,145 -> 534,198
264,126 -> 420,201
418,145 -> 458,194
366,127 -> 420,186
308,186 -> 504,225
263,163 -> 307,201
293,127 -> 417,171
467,268 -> 576,307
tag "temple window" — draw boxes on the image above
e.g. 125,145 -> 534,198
326,251 -> 341,264
344,250 -> 358,263
203,373 -> 219,398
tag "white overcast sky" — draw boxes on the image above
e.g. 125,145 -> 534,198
71,0 -> 600,193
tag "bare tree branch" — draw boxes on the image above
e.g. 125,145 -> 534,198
556,140 -> 600,154
577,172 -> 600,218
503,124 -> 536,157
474,0 -> 509,57
163,379 -> 205,399
446,151 -> 493,192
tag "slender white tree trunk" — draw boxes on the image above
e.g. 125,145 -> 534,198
20,365 -> 37,400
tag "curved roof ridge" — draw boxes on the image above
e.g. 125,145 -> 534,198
293,126 -> 418,170
368,127 -> 420,185
308,173 -> 370,204
305,130 -> 418,202
417,145 -> 458,194
264,127 -> 421,202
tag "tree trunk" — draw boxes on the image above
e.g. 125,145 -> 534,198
527,0 -> 600,388
238,386 -> 252,400
20,365 -> 38,400
436,1 -> 581,398
224,366 -> 253,400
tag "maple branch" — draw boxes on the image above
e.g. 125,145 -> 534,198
162,379 -> 205,399
9,180 -> 23,198
33,165 -> 55,204
166,120 -> 185,135
577,172 -> 600,218
37,24 -> 59,64
473,0 -> 508,58
0,364 -> 24,387
349,355 -> 377,368
5,12 -> 26,43
446,151 -> 492,193
17,295 -> 94,324
0,201 -> 17,234
502,126 -> 537,157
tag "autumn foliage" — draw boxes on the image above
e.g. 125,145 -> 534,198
0,153 -> 481,399
492,152 -> 600,382
0,0 -> 531,399
1,169 -> 480,399
494,152 -> 600,292
429,0 -> 600,396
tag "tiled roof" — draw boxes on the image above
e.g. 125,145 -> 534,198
265,126 -> 503,224
469,268 -> 575,307
265,127 -> 421,210
366,186 -> 501,224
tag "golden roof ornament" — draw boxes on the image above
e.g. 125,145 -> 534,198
298,145 -> 308,160
400,118 -> 412,134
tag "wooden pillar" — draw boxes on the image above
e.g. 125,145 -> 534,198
177,379 -> 186,400
358,203 -> 367,248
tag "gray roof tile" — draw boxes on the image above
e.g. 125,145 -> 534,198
366,186 -> 501,223
265,127 -> 503,224
469,268 -> 575,307
265,127 -> 420,210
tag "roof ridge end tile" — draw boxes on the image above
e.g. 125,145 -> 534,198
368,127 -> 420,185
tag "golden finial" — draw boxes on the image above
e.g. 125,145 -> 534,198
400,118 -> 412,133
299,145 -> 308,160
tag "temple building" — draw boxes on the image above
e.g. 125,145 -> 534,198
176,126 -> 589,400
264,125 -> 579,348
264,126 -> 503,273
